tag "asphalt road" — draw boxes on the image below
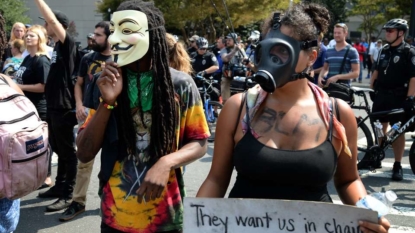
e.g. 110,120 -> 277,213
15,71 -> 415,233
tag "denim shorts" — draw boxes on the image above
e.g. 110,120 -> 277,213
0,198 -> 20,233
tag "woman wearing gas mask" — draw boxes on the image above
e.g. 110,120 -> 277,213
197,3 -> 390,233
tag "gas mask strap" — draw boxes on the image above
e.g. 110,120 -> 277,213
300,40 -> 318,50
291,66 -> 313,81
271,13 -> 281,30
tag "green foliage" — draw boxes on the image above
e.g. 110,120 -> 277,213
0,0 -> 30,35
348,0 -> 411,38
96,0 -> 125,20
95,0 -> 296,42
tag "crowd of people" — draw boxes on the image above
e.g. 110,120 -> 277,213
1,0 -> 415,232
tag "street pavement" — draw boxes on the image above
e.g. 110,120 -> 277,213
15,69 -> 415,232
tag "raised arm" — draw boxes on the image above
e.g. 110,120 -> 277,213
34,0 -> 66,43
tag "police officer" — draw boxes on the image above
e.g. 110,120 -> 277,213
191,37 -> 220,142
368,19 -> 415,181
191,37 -> 219,79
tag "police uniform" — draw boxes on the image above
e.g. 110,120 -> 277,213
191,51 -> 220,101
191,51 -> 219,75
373,42 -> 415,124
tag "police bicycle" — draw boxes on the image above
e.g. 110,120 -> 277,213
348,86 -> 415,174
195,74 -> 223,133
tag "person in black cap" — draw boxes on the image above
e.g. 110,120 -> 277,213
80,33 -> 94,57
35,0 -> 78,212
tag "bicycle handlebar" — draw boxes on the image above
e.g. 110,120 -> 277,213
195,74 -> 219,84
195,73 -> 254,84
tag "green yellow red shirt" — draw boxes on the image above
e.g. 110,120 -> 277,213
80,69 -> 209,232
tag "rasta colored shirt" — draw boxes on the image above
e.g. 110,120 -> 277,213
80,68 -> 210,232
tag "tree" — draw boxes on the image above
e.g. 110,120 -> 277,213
67,21 -> 79,39
348,0 -> 385,38
348,0 -> 412,39
96,0 -> 296,42
0,0 -> 30,37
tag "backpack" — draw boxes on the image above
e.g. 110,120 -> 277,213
0,75 -> 50,200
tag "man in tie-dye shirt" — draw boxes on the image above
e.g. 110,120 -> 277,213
76,1 -> 209,232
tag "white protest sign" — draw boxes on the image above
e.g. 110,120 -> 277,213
184,198 -> 378,233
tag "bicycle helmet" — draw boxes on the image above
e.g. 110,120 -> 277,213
196,37 -> 209,49
248,30 -> 260,42
383,19 -> 408,32
226,33 -> 238,43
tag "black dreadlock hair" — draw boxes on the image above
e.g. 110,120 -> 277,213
114,0 -> 178,161
0,13 -> 7,59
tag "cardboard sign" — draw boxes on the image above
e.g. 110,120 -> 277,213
184,198 -> 378,233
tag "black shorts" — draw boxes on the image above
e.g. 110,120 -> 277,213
372,91 -> 406,125
367,58 -> 372,71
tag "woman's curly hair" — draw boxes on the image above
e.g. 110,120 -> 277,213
262,3 -> 331,42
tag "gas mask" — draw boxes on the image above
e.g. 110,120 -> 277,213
254,13 -> 317,93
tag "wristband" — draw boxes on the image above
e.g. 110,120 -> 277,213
99,97 -> 117,110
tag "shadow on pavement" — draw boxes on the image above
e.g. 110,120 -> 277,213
198,145 -> 214,163
16,202 -> 100,232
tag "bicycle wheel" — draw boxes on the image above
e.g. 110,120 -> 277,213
205,100 -> 223,141
356,117 -> 374,152
206,101 -> 223,123
409,141 -> 415,175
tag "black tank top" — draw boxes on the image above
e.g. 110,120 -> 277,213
229,97 -> 338,202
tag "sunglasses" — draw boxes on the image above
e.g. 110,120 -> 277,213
385,29 -> 396,33
335,23 -> 346,28
199,48 -> 207,51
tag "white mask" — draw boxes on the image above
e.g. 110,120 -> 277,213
109,10 -> 150,67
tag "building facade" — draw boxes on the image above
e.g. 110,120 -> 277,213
24,0 -> 105,48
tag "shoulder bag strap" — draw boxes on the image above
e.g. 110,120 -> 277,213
328,98 -> 334,142
338,45 -> 351,75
